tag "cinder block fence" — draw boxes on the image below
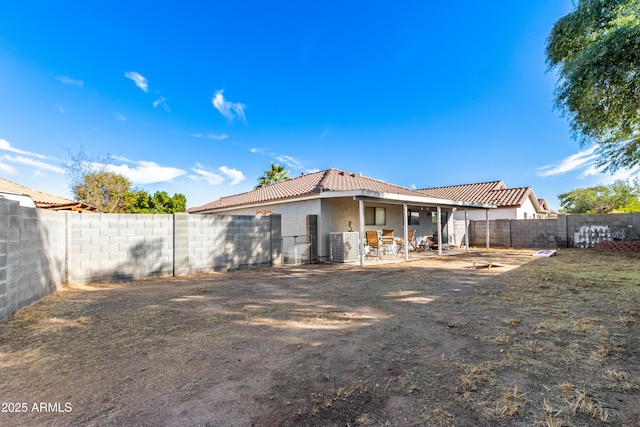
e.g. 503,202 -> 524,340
0,199 -> 281,321
465,213 -> 640,249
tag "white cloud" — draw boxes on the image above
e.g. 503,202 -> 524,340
54,104 -> 65,114
3,155 -> 65,174
105,160 -> 185,184
153,96 -> 170,112
536,146 -> 598,177
0,161 -> 15,173
115,113 -> 127,122
582,163 -> 640,183
110,155 -> 134,163
275,154 -> 303,170
211,90 -> 246,122
192,133 -> 228,141
0,139 -> 48,159
219,166 -> 246,185
124,71 -> 149,92
55,75 -> 84,86
191,165 -> 224,185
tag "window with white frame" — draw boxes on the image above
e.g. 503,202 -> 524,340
364,207 -> 386,226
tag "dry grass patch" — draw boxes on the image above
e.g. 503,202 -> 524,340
0,249 -> 638,426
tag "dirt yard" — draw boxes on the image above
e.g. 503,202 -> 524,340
0,249 -> 639,426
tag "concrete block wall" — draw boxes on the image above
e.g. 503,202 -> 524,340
1,197 -> 282,321
67,213 -> 174,283
213,215 -> 274,271
510,219 -> 558,248
467,212 -> 640,249
566,213 -> 640,248
0,200 -> 66,320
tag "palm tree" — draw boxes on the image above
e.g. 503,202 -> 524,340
256,163 -> 289,188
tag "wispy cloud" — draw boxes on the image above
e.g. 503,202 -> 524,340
191,133 -> 228,141
54,104 -> 65,114
219,166 -> 246,185
0,139 -> 48,159
212,90 -> 246,122
55,75 -> 84,86
153,96 -> 170,112
2,155 -> 65,174
105,160 -> 185,184
0,160 -> 15,173
191,164 -> 225,185
124,71 -> 149,92
275,154 -> 303,170
536,146 -> 598,177
115,113 -> 127,122
582,163 -> 640,183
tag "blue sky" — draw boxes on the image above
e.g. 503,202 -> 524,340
0,1 -> 635,211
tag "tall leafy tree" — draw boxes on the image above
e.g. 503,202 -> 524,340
546,0 -> 640,172
126,190 -> 186,213
73,171 -> 134,213
64,148 -> 186,213
558,180 -> 640,213
256,163 -> 289,188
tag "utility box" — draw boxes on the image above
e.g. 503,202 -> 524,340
329,232 -> 360,263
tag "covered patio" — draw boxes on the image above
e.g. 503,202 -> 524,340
352,190 -> 496,266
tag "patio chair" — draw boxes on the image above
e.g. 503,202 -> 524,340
364,231 -> 380,259
397,229 -> 419,256
427,235 -> 438,251
381,230 -> 395,256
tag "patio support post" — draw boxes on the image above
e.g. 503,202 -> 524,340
359,199 -> 365,266
437,206 -> 442,255
464,209 -> 469,253
402,204 -> 409,261
485,209 -> 490,250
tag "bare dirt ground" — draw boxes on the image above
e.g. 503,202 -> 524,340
0,248 -> 639,426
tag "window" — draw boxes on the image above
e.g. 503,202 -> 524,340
364,207 -> 386,226
408,209 -> 420,226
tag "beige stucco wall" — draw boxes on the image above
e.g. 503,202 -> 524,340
203,197 -> 455,261
319,199 -> 441,255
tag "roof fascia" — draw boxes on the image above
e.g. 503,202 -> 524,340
193,193 -> 323,213
346,190 -> 496,209
193,189 -> 497,214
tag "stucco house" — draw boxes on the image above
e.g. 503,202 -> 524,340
419,181 -> 549,221
0,177 -> 95,211
188,169 -> 494,264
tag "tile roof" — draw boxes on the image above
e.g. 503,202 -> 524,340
188,168 -> 429,212
0,177 -> 95,211
419,181 -> 546,211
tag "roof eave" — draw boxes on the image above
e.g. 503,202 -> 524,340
347,190 -> 496,208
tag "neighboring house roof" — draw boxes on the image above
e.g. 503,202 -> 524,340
188,168 -> 493,213
0,177 -> 96,211
419,181 -> 547,213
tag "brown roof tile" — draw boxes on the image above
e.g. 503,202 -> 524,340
188,168 -> 427,212
419,181 -> 545,211
0,177 -> 95,211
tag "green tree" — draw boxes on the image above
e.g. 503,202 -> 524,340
64,148 -> 187,213
256,163 -> 289,188
558,180 -> 640,213
73,171 -> 134,213
546,0 -> 640,172
126,190 -> 187,213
